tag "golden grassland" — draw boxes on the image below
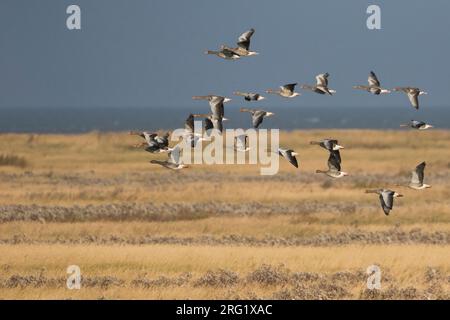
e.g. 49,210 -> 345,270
0,130 -> 449,299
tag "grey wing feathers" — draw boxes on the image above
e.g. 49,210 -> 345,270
282,83 -> 297,92
327,151 -> 341,172
368,71 -> 380,87
237,28 -> 255,50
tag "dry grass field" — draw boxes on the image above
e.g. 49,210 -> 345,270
0,130 -> 449,299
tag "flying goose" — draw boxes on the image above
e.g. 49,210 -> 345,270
266,83 -> 301,98
365,189 -> 403,215
150,145 -> 187,170
310,139 -> 344,163
233,91 -> 265,101
392,87 -> 427,110
400,120 -> 433,130
409,161 -> 431,190
224,28 -> 258,57
316,150 -> 347,178
353,71 -> 391,95
277,148 -> 299,168
129,131 -> 170,153
310,139 -> 344,151
205,45 -> 241,60
240,108 -> 274,129
192,95 -> 231,120
301,73 -> 336,95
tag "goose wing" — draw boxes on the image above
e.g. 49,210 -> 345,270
209,96 -> 225,119
252,110 -> 266,128
237,28 -> 255,50
316,73 -> 329,87
322,139 -> 338,151
368,71 -> 380,87
279,148 -> 298,168
168,145 -> 181,164
327,151 -> 341,172
412,162 -> 426,185
210,116 -> 224,133
142,132 -> 157,145
185,114 -> 195,133
204,117 -> 214,132
379,190 -> 394,215
407,91 -> 419,109
411,120 -> 425,129
281,83 -> 297,94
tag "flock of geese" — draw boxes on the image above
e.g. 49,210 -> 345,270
130,28 -> 433,216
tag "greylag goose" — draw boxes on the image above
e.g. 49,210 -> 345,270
301,73 -> 336,95
233,91 -> 265,101
393,87 -> 427,110
224,28 -> 258,57
316,150 -> 347,178
365,189 -> 403,215
353,71 -> 391,95
400,120 -> 433,130
409,162 -> 431,190
150,145 -> 187,170
278,148 -> 299,168
240,108 -> 274,129
266,83 -> 300,98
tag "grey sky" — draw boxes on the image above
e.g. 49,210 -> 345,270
0,0 -> 449,109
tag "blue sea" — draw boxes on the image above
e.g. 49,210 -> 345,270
0,106 -> 449,133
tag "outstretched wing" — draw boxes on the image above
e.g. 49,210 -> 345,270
327,151 -> 341,172
407,91 -> 419,109
204,117 -> 214,132
316,73 -> 329,86
185,114 -> 195,133
322,139 -> 338,151
368,71 -> 380,87
414,162 -> 426,185
281,83 -> 297,93
168,145 -> 181,164
411,120 -> 425,129
252,111 -> 266,128
380,191 -> 394,215
237,28 -> 255,50
209,96 -> 225,119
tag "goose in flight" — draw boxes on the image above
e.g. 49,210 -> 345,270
278,148 -> 299,168
316,150 -> 347,178
310,139 -> 344,151
233,91 -> 265,101
192,95 -> 231,120
392,87 -> 427,110
205,45 -> 241,60
353,71 -> 391,95
224,28 -> 258,57
400,120 -> 433,130
365,189 -> 403,216
408,162 -> 431,190
301,73 -> 336,95
150,145 -> 187,170
240,108 -> 274,129
310,139 -> 344,163
129,131 -> 170,153
266,83 -> 301,98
